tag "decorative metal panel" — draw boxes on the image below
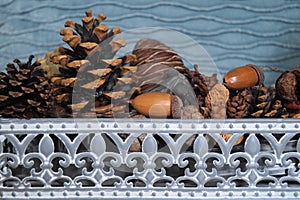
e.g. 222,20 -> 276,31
1,118 -> 300,199
1,1 -> 300,199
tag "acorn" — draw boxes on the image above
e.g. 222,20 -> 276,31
131,92 -> 183,118
223,64 -> 264,90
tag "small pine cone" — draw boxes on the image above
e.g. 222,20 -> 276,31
200,106 -> 211,118
227,87 -> 252,118
59,10 -> 124,62
250,85 -> 288,118
0,55 -> 52,118
205,83 -> 229,119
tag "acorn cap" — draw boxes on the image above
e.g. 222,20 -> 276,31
249,64 -> 264,85
171,95 -> 183,118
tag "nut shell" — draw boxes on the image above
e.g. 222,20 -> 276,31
276,70 -> 298,102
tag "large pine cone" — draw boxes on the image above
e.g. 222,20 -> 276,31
46,10 -> 132,117
0,55 -> 52,118
50,54 -> 136,117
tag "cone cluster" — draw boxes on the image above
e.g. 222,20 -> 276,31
0,9 -> 299,121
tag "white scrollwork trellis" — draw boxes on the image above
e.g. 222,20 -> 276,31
1,118 -> 300,199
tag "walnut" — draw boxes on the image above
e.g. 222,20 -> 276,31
276,69 -> 300,109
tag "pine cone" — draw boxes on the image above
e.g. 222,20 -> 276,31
131,38 -> 187,92
227,85 -> 288,118
227,87 -> 252,118
92,54 -> 137,118
290,111 -> 300,118
0,55 -> 52,118
250,85 -> 288,118
50,54 -> 136,117
59,10 -> 124,62
46,10 -> 132,117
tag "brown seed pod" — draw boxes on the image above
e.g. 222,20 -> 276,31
130,38 -> 205,109
205,83 -> 229,118
223,64 -> 264,90
131,92 -> 183,118
205,84 -> 243,146
275,69 -> 300,109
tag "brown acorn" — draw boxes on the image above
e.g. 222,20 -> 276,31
131,92 -> 183,118
223,64 -> 264,90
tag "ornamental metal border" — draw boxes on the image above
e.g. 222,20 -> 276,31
1,118 -> 300,199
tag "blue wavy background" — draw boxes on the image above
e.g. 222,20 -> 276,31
0,0 -> 300,85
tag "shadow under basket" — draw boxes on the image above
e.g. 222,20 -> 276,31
1,118 -> 300,199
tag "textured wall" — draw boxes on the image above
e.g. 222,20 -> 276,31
0,0 -> 300,85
